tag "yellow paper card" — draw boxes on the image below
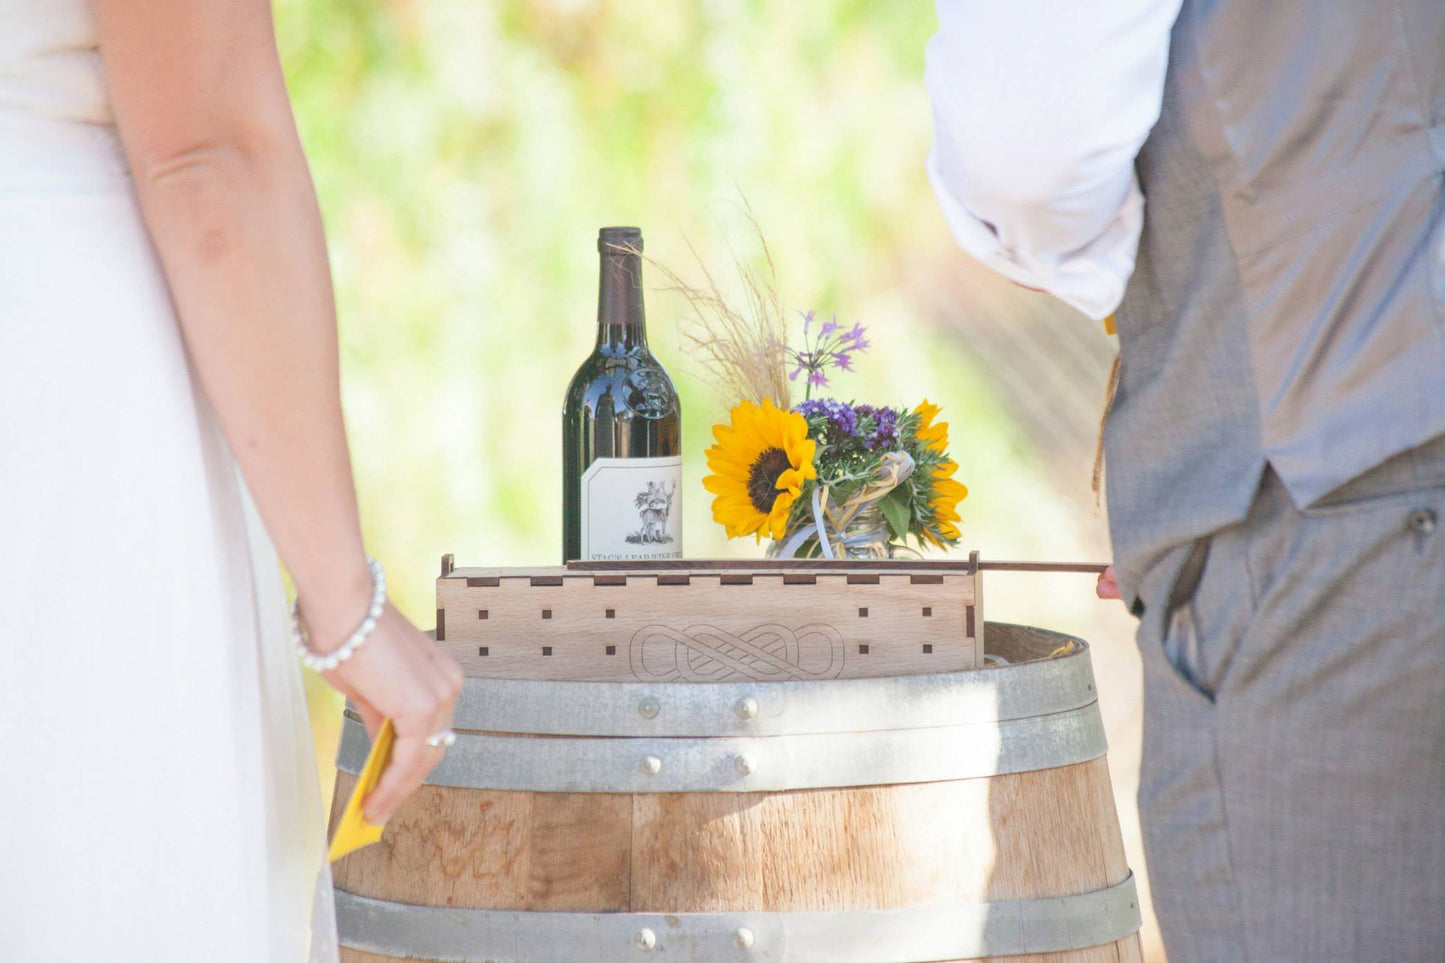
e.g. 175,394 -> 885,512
327,717 -> 395,863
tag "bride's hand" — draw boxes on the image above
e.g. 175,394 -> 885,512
315,604 -> 464,823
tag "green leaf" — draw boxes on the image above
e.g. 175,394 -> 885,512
879,487 -> 912,541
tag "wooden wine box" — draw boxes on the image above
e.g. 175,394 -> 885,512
434,554 -> 985,681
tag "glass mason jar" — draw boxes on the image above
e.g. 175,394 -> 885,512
768,503 -> 894,560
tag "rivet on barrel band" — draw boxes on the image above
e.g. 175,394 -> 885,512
333,874 -> 1143,962
335,702 -> 1107,792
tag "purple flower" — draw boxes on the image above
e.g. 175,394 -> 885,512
843,323 -> 870,352
795,398 -> 858,438
864,406 -> 899,451
789,312 -> 871,399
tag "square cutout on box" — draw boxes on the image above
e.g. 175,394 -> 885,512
922,607 -> 932,617
606,645 -> 617,655
478,610 -> 489,620
542,646 -> 553,656
605,609 -> 616,619
858,607 -> 869,618
542,609 -> 553,620
478,646 -> 489,656
859,643 -> 870,654
922,643 -> 934,654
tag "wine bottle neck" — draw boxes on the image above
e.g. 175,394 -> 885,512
597,250 -> 647,349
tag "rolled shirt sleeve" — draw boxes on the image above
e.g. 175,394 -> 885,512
925,0 -> 1181,320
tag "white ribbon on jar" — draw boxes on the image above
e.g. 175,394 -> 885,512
774,451 -> 916,559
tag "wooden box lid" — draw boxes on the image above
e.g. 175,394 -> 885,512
435,555 -> 985,681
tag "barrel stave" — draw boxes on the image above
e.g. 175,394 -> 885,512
984,756 -> 1127,901
330,774 -> 633,912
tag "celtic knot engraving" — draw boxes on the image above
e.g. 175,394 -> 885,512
629,623 -> 846,682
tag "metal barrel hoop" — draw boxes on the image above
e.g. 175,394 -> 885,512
334,874 -> 1142,962
336,627 -> 1106,793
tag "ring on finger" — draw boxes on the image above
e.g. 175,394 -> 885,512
425,729 -> 458,749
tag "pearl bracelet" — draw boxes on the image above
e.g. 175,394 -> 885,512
293,556 -> 386,673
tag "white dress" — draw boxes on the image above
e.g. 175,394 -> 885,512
0,2 -> 338,960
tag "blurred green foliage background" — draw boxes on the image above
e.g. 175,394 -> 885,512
274,1 -> 1160,955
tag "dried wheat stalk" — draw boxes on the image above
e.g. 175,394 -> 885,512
642,205 -> 792,411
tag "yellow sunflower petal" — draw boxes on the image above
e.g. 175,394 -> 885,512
779,403 -> 807,440
718,505 -> 764,539
719,400 -> 750,439
712,495 -> 755,516
742,401 -> 780,453
766,490 -> 798,540
705,450 -> 754,478
702,473 -> 745,497
774,468 -> 808,495
782,425 -> 811,467
710,420 -> 747,449
915,400 -> 951,454
919,425 -> 950,454
933,479 -> 969,501
794,438 -> 818,479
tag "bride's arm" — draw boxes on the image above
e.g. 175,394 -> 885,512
92,0 -> 461,821
93,0 -> 364,635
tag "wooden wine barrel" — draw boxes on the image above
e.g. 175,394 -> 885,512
329,622 -> 1142,962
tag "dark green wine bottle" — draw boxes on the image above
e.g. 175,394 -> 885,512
562,228 -> 682,562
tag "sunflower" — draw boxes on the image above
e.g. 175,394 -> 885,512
915,400 -> 968,547
915,399 -> 949,453
704,398 -> 817,542
925,457 -> 969,546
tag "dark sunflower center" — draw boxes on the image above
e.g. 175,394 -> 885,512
746,447 -> 792,513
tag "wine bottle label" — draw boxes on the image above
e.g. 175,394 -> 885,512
580,455 -> 683,560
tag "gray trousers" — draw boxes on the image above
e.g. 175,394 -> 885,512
1136,459 -> 1445,962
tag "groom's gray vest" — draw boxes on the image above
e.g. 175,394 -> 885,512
1105,0 -> 1445,610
